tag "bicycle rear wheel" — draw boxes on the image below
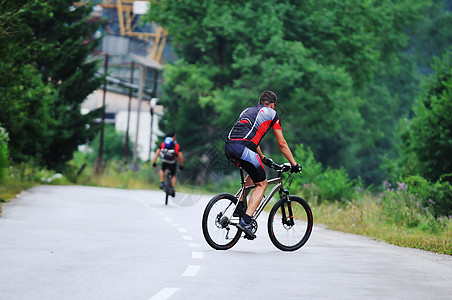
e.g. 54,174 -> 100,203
202,193 -> 242,250
268,195 -> 313,251
164,171 -> 171,205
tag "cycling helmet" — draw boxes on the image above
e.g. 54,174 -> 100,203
164,136 -> 175,149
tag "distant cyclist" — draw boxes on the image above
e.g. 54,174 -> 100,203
152,132 -> 184,196
225,91 -> 302,239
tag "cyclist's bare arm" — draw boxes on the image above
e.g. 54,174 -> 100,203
178,151 -> 184,166
273,128 -> 297,166
256,146 -> 265,160
153,148 -> 161,164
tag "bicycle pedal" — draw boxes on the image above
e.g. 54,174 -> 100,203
243,234 -> 256,240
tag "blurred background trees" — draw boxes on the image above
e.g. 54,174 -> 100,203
1,0 -> 451,191
0,0 -> 104,171
147,0 -> 451,186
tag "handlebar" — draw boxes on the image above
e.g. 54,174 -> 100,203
271,163 -> 292,174
262,157 -> 301,174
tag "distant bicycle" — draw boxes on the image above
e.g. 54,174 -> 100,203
202,161 -> 313,251
163,168 -> 175,205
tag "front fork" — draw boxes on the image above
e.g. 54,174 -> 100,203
279,189 -> 295,227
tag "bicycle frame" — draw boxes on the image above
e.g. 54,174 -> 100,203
234,168 -> 289,220
202,164 -> 312,251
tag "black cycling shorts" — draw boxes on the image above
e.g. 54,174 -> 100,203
161,162 -> 177,176
225,142 -> 266,183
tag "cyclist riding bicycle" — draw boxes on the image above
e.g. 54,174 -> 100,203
152,132 -> 184,197
225,91 -> 302,239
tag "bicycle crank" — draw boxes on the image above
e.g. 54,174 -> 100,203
243,219 -> 258,240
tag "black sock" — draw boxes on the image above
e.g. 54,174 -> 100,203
242,214 -> 251,224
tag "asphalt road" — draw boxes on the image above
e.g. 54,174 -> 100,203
0,185 -> 451,300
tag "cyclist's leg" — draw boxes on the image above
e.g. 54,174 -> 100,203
159,165 -> 165,182
164,164 -> 176,196
235,148 -> 267,238
238,147 -> 267,217
168,164 -> 177,187
226,143 -> 251,217
159,164 -> 166,189
225,143 -> 262,202
246,179 -> 268,216
242,175 -> 254,201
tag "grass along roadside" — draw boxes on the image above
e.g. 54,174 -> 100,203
0,164 -> 197,215
309,197 -> 452,255
0,181 -> 38,215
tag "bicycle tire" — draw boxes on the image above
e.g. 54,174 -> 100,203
202,193 -> 242,250
267,195 -> 313,251
165,171 -> 171,205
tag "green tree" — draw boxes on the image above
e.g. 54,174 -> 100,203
157,61 -> 215,171
379,0 -> 452,183
285,0 -> 430,184
25,0 -> 104,170
149,0 -> 363,181
0,0 -> 104,171
0,0 -> 56,164
0,124 -> 9,183
408,0 -> 452,75
402,51 -> 452,181
148,0 -> 431,184
87,124 -> 133,163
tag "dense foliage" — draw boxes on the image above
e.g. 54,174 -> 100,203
0,0 -> 104,171
86,124 -> 134,164
1,1 -> 451,219
0,124 -> 9,183
146,0 -> 447,185
400,52 -> 452,182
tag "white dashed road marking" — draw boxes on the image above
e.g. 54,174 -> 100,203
188,242 -> 200,248
181,265 -> 201,277
148,287 -> 180,300
138,193 -> 204,300
192,251 -> 204,259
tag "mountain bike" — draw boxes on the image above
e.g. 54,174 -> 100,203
163,168 -> 174,205
202,161 -> 313,251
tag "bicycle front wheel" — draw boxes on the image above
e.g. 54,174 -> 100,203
202,193 -> 242,250
268,196 -> 313,251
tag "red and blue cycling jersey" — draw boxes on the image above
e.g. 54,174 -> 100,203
227,104 -> 281,151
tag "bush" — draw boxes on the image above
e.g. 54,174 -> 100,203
87,124 -> 134,164
427,180 -> 452,218
292,144 -> 361,203
316,167 -> 361,202
380,176 -> 452,234
380,179 -> 427,229
403,175 -> 452,218
0,126 -> 9,183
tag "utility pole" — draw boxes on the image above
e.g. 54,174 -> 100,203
124,61 -> 134,165
95,54 -> 109,175
148,97 -> 158,161
132,64 -> 146,171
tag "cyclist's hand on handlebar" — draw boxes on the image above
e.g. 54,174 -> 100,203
291,164 -> 302,173
262,157 -> 276,168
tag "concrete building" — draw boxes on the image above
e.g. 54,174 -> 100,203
82,89 -> 163,162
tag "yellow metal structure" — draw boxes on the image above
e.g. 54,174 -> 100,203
75,0 -> 167,63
